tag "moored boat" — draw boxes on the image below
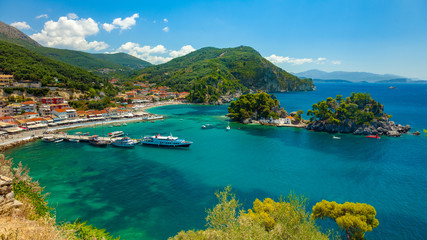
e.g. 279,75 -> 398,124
366,134 -> 380,139
108,131 -> 124,138
42,136 -> 55,142
89,135 -> 109,147
142,134 -> 192,147
112,137 -> 137,148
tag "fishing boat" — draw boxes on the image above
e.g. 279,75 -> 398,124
366,134 -> 380,139
68,139 -> 80,143
142,134 -> 192,147
112,137 -> 137,148
332,136 -> 341,139
202,125 -> 206,129
108,131 -> 124,138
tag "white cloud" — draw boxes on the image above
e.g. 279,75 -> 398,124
11,21 -> 31,30
163,18 -> 168,23
162,26 -> 169,32
111,13 -> 139,30
36,14 -> 48,19
31,15 -> 108,51
170,45 -> 196,58
266,54 -> 313,65
67,13 -> 78,19
317,57 -> 327,61
116,42 -> 196,64
332,60 -> 342,65
103,23 -> 117,32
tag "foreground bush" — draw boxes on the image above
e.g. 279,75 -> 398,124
169,186 -> 331,240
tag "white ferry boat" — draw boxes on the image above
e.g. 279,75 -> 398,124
142,134 -> 192,147
112,137 -> 137,148
108,131 -> 124,137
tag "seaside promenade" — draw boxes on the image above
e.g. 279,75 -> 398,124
0,101 -> 185,150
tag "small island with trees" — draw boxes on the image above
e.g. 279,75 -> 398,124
306,92 -> 410,136
228,92 -> 411,136
227,92 -> 306,127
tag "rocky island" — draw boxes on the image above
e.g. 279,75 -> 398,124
306,92 -> 410,136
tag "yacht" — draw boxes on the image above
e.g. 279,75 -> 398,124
142,134 -> 192,147
108,131 -> 124,138
112,137 -> 137,148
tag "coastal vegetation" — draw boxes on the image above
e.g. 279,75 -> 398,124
228,92 -> 287,122
0,40 -> 114,94
0,155 -> 119,240
312,200 -> 379,240
170,186 -> 331,240
306,92 -> 410,136
137,46 -> 314,103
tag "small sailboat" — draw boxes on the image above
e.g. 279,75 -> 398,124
226,119 -> 230,131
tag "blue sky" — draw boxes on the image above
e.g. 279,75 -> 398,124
1,0 -> 427,79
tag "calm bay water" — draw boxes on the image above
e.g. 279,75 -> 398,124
5,83 -> 427,239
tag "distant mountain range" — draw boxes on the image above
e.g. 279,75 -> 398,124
295,69 -> 426,83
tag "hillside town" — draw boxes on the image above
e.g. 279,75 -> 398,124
0,74 -> 190,137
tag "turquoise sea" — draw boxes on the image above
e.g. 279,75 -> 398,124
5,83 -> 427,240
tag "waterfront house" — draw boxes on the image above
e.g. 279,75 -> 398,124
0,116 -> 15,124
41,97 -> 64,105
7,103 -> 22,116
38,105 -> 51,116
23,112 -> 39,119
52,108 -> 77,120
21,101 -> 37,113
284,116 -> 294,124
0,103 -> 10,117
0,74 -> 14,88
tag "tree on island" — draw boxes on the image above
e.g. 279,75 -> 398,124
312,200 -> 379,240
307,93 -> 387,126
228,92 -> 287,122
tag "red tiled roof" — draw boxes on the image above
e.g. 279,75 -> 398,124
21,101 -> 36,105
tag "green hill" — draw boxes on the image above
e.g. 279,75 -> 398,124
137,46 -> 314,103
91,52 -> 152,69
0,21 -> 150,80
0,40 -> 113,93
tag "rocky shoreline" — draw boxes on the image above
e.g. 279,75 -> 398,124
306,119 -> 411,137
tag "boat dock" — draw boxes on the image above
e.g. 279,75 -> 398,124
42,133 -> 127,143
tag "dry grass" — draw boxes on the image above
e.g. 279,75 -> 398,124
0,215 -> 75,240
